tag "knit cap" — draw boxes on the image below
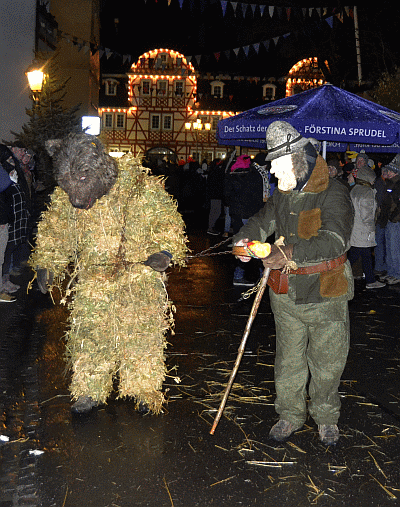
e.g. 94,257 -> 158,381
356,166 -> 376,184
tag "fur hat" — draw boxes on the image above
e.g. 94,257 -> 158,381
265,121 -> 310,161
384,154 -> 400,175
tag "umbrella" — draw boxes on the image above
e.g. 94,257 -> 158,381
217,84 -> 400,155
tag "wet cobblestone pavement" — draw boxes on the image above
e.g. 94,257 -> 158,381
1,217 -> 400,506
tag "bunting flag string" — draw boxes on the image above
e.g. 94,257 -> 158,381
52,5 -> 351,68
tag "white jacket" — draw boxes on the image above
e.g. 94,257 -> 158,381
350,182 -> 377,247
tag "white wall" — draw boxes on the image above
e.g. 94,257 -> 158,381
0,0 -> 36,143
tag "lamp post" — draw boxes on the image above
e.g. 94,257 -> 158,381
26,63 -> 46,113
185,118 -> 211,162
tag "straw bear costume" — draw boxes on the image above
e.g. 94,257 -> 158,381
29,134 -> 187,413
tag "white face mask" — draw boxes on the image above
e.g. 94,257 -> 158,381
271,154 -> 297,191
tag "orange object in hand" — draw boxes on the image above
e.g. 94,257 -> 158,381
246,241 -> 272,259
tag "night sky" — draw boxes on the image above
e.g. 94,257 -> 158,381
99,0 -> 400,87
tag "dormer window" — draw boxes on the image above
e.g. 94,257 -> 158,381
262,83 -> 277,101
210,80 -> 224,98
105,79 -> 118,96
155,53 -> 169,70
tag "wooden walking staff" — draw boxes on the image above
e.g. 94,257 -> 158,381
209,240 -> 274,435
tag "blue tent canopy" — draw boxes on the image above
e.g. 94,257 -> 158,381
217,84 -> 400,153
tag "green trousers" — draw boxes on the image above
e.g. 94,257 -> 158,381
269,291 -> 350,427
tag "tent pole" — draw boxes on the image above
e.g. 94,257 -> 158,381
322,141 -> 327,159
354,6 -> 362,86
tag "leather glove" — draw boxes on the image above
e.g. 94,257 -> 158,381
262,244 -> 294,270
234,238 -> 251,263
36,268 -> 54,294
143,250 -> 173,272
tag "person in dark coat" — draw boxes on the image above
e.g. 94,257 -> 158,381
225,153 -> 269,285
0,146 -> 30,277
0,164 -> 16,302
206,158 -> 225,235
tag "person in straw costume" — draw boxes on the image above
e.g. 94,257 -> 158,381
29,133 -> 188,414
234,121 -> 354,446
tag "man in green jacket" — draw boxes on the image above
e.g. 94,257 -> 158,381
233,121 -> 354,446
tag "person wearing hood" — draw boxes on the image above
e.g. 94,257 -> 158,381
233,121 -> 354,446
347,161 -> 385,289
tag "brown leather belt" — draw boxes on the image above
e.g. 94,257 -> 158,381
288,253 -> 347,274
232,246 -> 347,275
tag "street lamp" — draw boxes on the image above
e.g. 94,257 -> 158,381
26,63 -> 46,105
185,118 -> 211,161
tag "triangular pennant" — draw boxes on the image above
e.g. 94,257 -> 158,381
253,43 -> 260,54
286,7 -> 291,21
273,36 -> 279,46
233,47 -> 240,56
243,45 -> 250,57
262,40 -> 270,51
221,0 -> 227,16
269,6 -> 274,17
242,3 -> 247,17
231,2 -> 238,15
325,16 -> 334,29
259,5 -> 265,16
214,52 -> 221,61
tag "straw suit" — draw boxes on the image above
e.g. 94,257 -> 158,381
29,135 -> 187,414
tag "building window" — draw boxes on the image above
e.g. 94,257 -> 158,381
156,53 -> 168,69
141,79 -> 151,95
212,116 -> 220,130
198,115 -> 209,125
262,83 -> 277,101
116,113 -> 125,129
174,80 -> 184,96
210,80 -> 224,98
104,113 -> 113,129
163,115 -> 172,131
105,80 -> 118,96
157,80 -> 168,95
150,114 -> 161,130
